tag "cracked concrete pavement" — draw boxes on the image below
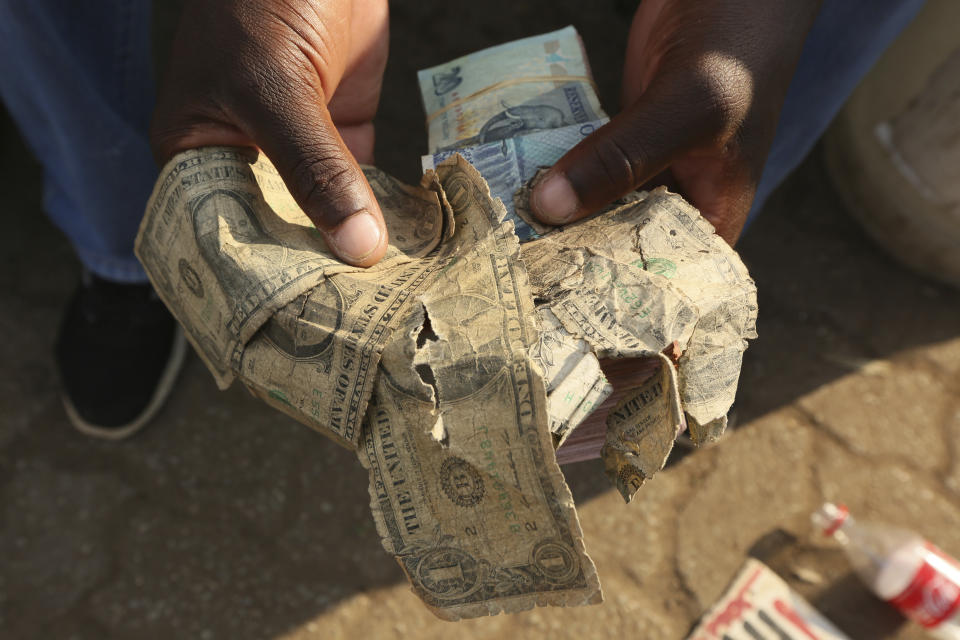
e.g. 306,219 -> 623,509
2,2 -> 959,638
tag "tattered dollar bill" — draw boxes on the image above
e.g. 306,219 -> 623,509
359,157 -> 601,619
138,27 -> 757,620
135,148 -> 448,446
138,149 -> 603,619
517,182 -> 757,500
602,353 -> 684,499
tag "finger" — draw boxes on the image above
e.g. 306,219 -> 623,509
151,81 -> 387,267
531,77 -> 721,225
150,115 -> 252,165
241,75 -> 388,268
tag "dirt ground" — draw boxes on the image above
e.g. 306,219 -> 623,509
2,2 -> 959,639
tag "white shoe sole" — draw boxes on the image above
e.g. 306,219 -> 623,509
62,327 -> 188,441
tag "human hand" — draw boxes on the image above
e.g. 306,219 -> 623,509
532,0 -> 822,245
151,0 -> 390,266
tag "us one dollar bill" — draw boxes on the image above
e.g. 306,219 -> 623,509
137,144 -> 756,617
515,182 -> 757,500
138,149 -> 603,618
359,157 -> 601,619
417,29 -> 623,439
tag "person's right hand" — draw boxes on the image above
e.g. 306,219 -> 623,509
531,0 -> 822,246
151,0 -> 390,267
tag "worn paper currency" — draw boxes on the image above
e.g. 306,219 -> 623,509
418,26 -> 606,153
136,21 -> 761,619
423,119 -> 608,240
532,307 -> 613,446
137,149 -> 602,619
601,353 -> 684,499
517,184 -> 757,501
137,145 -> 756,612
135,148 -> 448,449
359,157 -> 601,619
135,148 -> 443,391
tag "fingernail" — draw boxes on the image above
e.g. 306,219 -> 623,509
533,173 -> 579,224
328,211 -> 382,262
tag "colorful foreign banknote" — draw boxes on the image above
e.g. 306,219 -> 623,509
422,118 -> 608,240
418,26 -> 606,154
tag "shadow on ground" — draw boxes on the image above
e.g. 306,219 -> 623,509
1,1 -> 958,638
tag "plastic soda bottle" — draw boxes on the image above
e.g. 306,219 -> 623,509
812,502 -> 960,639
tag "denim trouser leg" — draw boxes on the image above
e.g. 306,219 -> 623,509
747,0 -> 928,227
0,0 -> 929,276
0,0 -> 156,283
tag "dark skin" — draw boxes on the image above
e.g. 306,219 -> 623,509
152,0 -> 390,266
531,0 -> 823,245
152,0 -> 822,262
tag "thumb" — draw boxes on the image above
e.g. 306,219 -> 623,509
147,0 -> 387,267
250,96 -> 388,267
531,78 -> 715,225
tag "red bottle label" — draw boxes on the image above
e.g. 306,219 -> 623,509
888,543 -> 960,629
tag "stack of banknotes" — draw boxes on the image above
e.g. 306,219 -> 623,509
420,26 -> 608,242
419,27 -> 652,462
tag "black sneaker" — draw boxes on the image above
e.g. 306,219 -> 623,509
54,270 -> 187,440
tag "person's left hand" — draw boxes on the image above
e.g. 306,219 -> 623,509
531,0 -> 822,245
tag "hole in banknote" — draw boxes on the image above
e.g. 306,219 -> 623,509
413,303 -> 447,445
414,363 -> 439,399
416,309 -> 439,348
414,305 -> 441,406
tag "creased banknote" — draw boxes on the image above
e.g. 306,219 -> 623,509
601,353 -> 684,500
532,306 -> 613,447
422,118 -> 608,240
134,148 -> 445,391
418,26 -> 606,154
516,182 -> 757,500
358,157 -> 601,619
138,149 -> 602,619
137,26 -> 757,619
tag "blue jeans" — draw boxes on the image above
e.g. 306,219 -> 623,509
0,0 -> 926,283
747,0 -> 928,224
0,0 -> 155,283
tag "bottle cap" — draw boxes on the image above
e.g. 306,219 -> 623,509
812,502 -> 849,537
